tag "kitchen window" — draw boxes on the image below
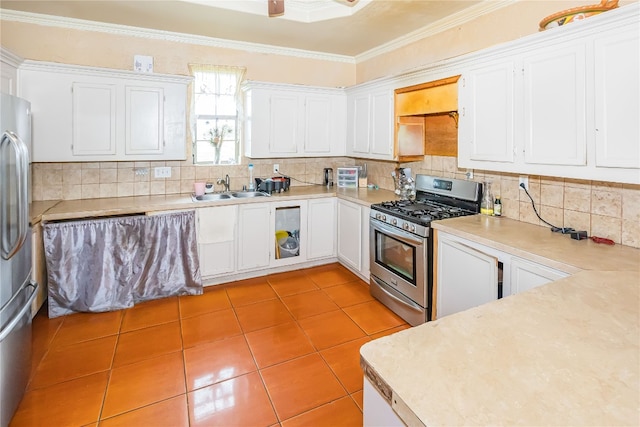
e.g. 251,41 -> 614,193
190,64 -> 246,165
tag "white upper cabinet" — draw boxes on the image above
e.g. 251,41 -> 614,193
458,60 -> 515,164
71,82 -> 117,156
346,85 -> 394,160
18,61 -> 190,162
593,26 -> 640,171
243,81 -> 346,158
458,5 -> 639,184
125,85 -> 165,155
522,42 -> 587,167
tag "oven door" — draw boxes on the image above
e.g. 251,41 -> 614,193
369,218 -> 427,307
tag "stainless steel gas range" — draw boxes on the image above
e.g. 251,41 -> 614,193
369,175 -> 483,326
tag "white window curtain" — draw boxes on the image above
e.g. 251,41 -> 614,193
188,64 -> 246,164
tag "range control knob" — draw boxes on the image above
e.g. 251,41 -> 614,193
411,224 -> 416,232
375,213 -> 382,220
403,223 -> 409,230
382,215 -> 387,221
391,218 -> 397,226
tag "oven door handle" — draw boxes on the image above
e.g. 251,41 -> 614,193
370,219 -> 425,247
371,276 -> 424,313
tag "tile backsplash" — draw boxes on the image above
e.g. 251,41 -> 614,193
33,155 -> 640,249
363,156 -> 640,249
32,157 -> 355,200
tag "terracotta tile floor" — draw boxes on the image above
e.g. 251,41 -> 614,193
11,263 -> 410,427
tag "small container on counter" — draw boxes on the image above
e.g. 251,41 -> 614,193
494,196 -> 502,216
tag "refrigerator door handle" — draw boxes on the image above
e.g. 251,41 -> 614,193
1,131 -> 30,260
0,282 -> 38,342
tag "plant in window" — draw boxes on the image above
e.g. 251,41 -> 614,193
206,122 -> 232,164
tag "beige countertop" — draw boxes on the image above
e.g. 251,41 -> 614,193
35,186 -> 397,222
432,215 -> 640,273
362,214 -> 640,426
31,200 -> 61,224
361,270 -> 639,426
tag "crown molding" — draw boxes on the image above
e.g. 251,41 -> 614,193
0,9 -> 355,64
0,46 -> 23,67
355,0 -> 518,63
2,1 -> 517,65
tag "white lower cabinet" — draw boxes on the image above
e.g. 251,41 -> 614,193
237,203 -> 271,271
436,233 -> 499,318
337,199 -> 370,281
197,206 -> 237,278
307,198 -> 336,260
196,197 -> 337,281
363,378 -> 404,427
435,230 -> 571,318
510,257 -> 569,295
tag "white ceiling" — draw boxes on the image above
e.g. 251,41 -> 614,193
0,0 -> 510,57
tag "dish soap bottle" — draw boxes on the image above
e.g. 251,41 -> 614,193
481,181 -> 494,216
494,196 -> 502,217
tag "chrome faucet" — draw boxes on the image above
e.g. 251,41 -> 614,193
216,174 -> 231,192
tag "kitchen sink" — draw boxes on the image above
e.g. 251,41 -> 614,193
192,191 -> 270,202
192,193 -> 232,201
229,191 -> 269,198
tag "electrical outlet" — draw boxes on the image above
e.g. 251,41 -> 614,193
134,168 -> 148,176
273,164 -> 279,174
154,167 -> 171,178
465,169 -> 474,180
519,175 -> 529,190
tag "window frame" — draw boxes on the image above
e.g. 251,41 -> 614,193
190,64 -> 246,165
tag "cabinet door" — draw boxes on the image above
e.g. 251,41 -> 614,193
459,62 -> 515,164
237,203 -> 271,271
437,236 -> 498,318
337,200 -> 362,271
125,85 -> 164,155
307,198 -> 336,260
594,27 -> 640,169
269,94 -> 299,155
522,43 -> 587,166
1,59 -> 17,96
72,82 -> 117,156
360,205 -> 371,281
304,95 -> 332,154
351,94 -> 370,154
370,89 -> 393,157
510,257 -> 568,295
197,206 -> 236,277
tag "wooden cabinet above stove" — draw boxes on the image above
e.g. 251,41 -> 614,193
395,75 -> 460,161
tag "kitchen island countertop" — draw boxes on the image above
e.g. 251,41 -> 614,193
361,269 -> 639,426
361,214 -> 639,426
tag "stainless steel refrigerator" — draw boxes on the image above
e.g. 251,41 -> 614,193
0,93 -> 38,427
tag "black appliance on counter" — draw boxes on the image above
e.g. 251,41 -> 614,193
369,174 -> 483,326
255,176 -> 290,194
323,168 -> 333,187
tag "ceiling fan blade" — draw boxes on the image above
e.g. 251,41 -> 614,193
268,0 -> 285,17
